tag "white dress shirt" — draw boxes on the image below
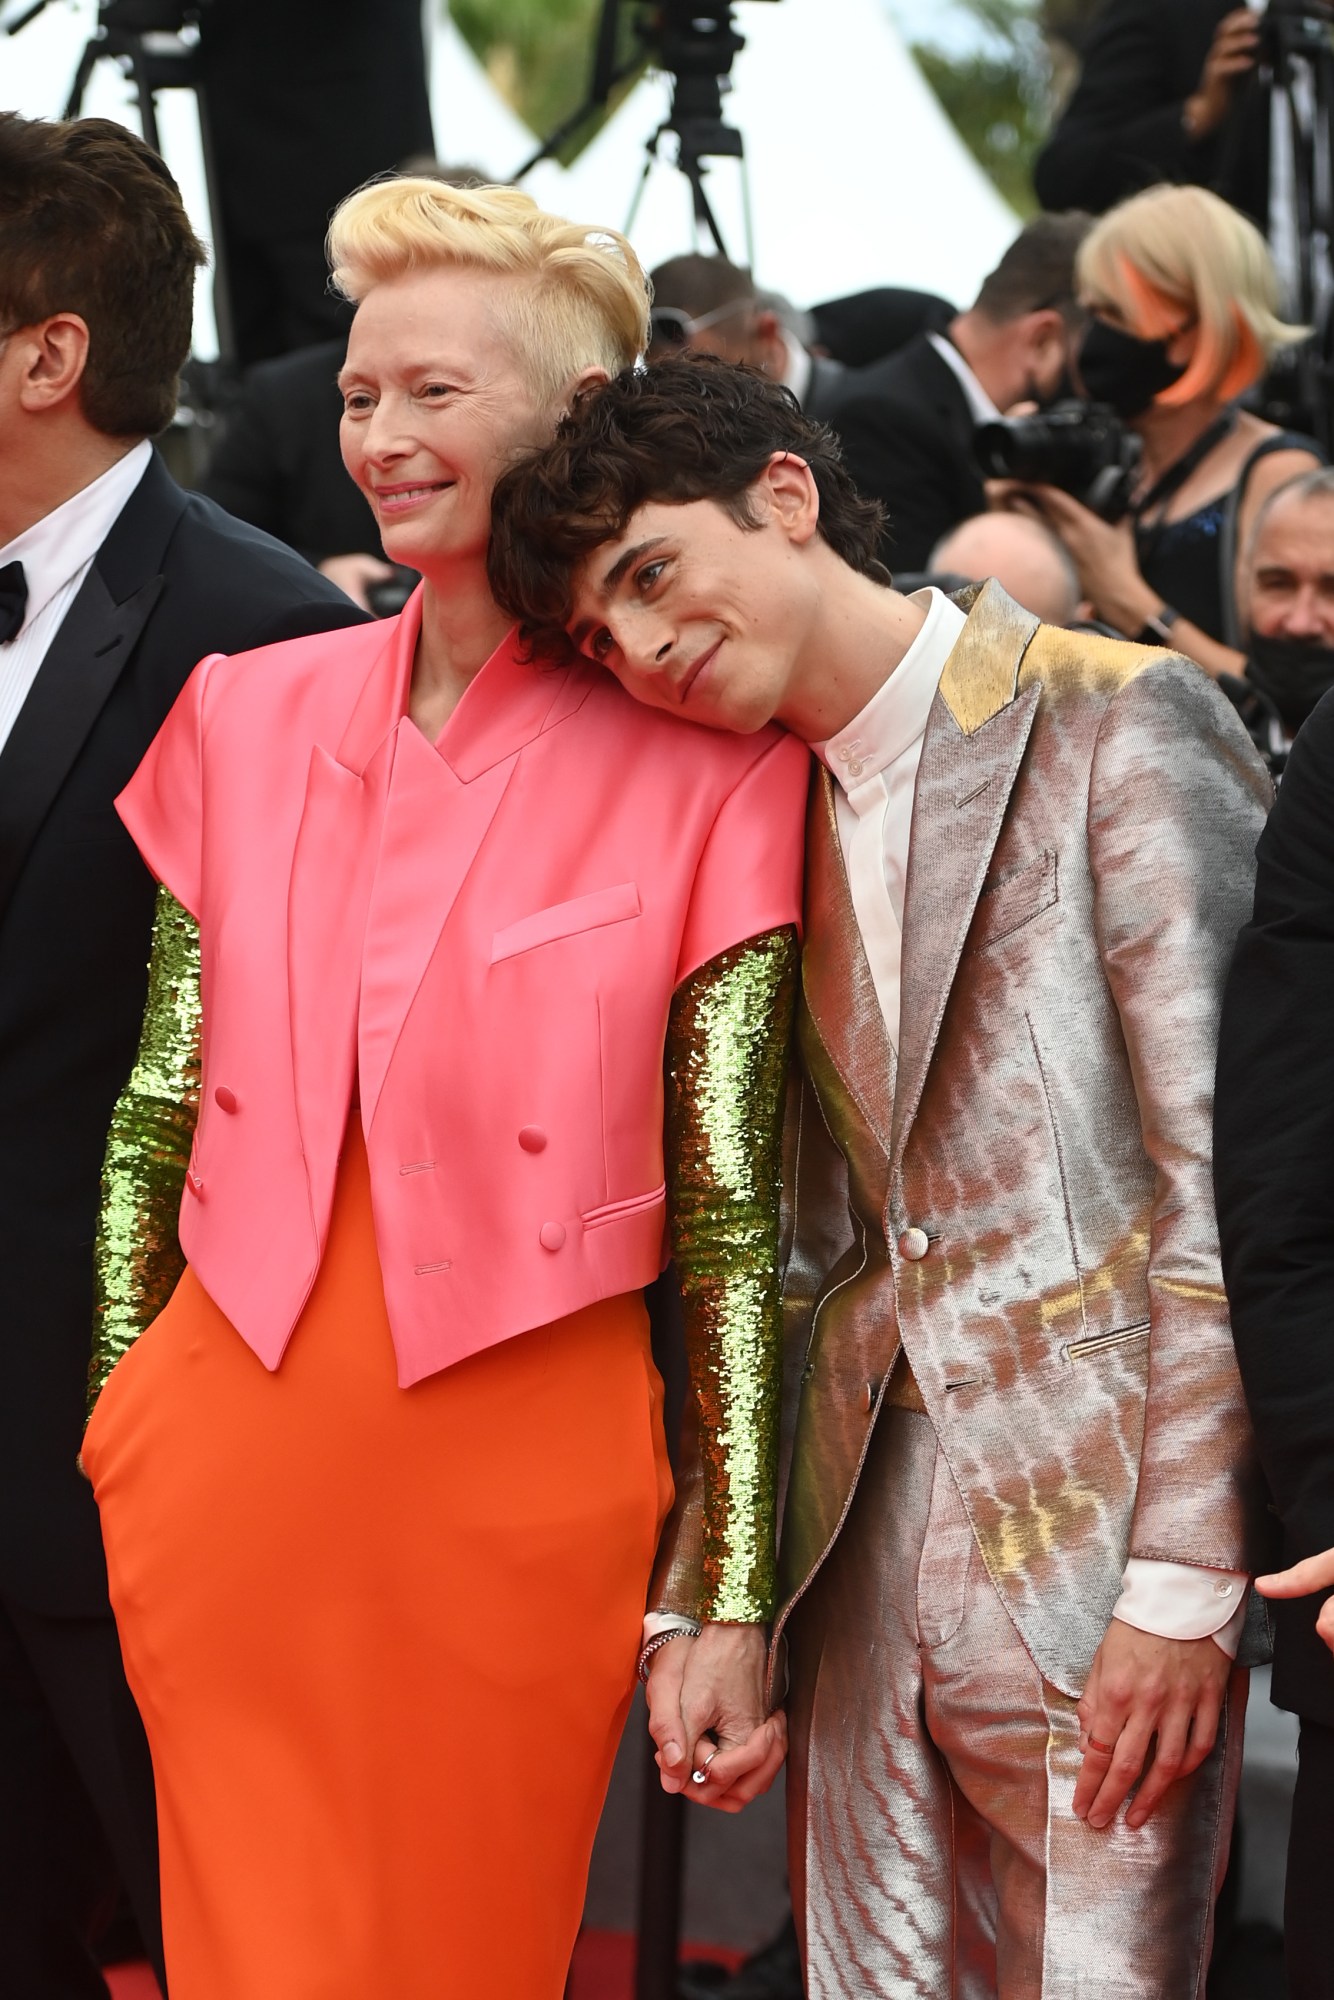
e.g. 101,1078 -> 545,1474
779,329 -> 814,410
0,440 -> 153,755
813,589 -> 1247,1655
926,331 -> 1002,425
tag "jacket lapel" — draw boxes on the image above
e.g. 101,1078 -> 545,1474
356,724 -> 517,1128
801,768 -> 896,1156
0,453 -> 186,919
303,603 -> 589,1133
889,583 -> 1042,1172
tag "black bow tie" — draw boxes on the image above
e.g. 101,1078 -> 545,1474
0,560 -> 27,645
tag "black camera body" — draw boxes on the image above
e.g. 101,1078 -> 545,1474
973,400 -> 1143,522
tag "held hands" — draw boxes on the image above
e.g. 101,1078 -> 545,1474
1074,1619 -> 1233,1831
644,1621 -> 787,1814
1257,1548 -> 1334,1654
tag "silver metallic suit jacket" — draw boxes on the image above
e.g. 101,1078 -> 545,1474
653,581 -> 1272,1700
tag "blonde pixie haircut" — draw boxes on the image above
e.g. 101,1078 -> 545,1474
327,177 -> 650,407
1078,184 -> 1305,407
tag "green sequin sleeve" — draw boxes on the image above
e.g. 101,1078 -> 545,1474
89,886 -> 202,1410
660,925 -> 800,1623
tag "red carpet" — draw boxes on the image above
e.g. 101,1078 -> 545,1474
108,1934 -> 742,2000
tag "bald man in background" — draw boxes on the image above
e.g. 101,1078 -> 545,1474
931,512 -> 1092,627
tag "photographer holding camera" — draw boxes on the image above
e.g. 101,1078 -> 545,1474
994,184 -> 1321,679
1035,1 -> 1268,226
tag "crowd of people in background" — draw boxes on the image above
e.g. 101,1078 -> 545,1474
6,2 -> 1334,1998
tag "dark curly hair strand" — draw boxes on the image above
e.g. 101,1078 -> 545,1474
487,353 -> 887,654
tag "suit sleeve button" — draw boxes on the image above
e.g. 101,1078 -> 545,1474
539,1222 -> 566,1252
214,1086 -> 238,1114
518,1127 -> 548,1153
861,1380 -> 878,1414
899,1227 -> 930,1261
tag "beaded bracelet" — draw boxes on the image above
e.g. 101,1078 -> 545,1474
636,1623 -> 701,1683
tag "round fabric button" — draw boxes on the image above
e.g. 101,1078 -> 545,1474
214,1085 -> 238,1114
899,1227 -> 930,1262
539,1222 -> 566,1252
518,1127 -> 548,1153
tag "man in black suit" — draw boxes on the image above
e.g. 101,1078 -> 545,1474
1035,1 -> 1268,227
822,213 -> 1090,573
1215,690 -> 1334,2000
0,113 -> 366,1996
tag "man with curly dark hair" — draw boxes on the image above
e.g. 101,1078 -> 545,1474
490,355 -> 1275,1999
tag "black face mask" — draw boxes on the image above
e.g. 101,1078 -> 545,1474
1076,318 -> 1187,420
1246,631 -> 1334,730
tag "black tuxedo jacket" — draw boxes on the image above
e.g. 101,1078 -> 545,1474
0,452 -> 367,1616
823,334 -> 986,573
1034,0 -> 1269,226
1216,690 -> 1334,1724
200,339 -> 384,565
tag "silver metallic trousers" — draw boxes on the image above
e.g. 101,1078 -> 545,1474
786,1408 -> 1245,1999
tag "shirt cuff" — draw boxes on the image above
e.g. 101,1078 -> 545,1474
641,1611 -> 701,1647
1113,1557 -> 1249,1658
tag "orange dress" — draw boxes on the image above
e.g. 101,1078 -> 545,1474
83,1122 -> 672,2000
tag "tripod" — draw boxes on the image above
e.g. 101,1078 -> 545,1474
515,0 -> 770,266
1228,0 -> 1334,448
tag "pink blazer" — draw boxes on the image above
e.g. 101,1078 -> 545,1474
117,590 -> 808,1386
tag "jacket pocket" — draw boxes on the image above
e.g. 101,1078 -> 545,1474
1062,1319 -> 1150,1362
491,882 -> 641,963
582,1183 -> 666,1229
970,848 -> 1058,950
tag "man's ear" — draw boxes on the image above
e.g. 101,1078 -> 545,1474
17,314 -> 91,415
757,451 -> 820,545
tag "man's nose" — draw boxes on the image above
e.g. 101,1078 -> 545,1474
1279,589 -> 1328,639
616,616 -> 675,675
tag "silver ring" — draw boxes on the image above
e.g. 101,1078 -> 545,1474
690,1748 -> 719,1786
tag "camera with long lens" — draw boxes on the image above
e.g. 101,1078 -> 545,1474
973,402 -> 1143,522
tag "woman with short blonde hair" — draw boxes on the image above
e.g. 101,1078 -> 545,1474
1009,181 -> 1322,677
82,176 -> 805,1998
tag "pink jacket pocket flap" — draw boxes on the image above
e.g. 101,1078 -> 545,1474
491,882 -> 641,962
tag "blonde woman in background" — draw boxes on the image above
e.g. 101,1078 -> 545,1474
80,180 -> 806,1998
1005,182 -> 1322,675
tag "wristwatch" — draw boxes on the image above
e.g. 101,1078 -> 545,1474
1135,605 -> 1181,646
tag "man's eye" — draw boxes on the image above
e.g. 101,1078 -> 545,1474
343,393 -> 374,414
420,382 -> 453,400
637,560 -> 667,591
589,628 -> 613,661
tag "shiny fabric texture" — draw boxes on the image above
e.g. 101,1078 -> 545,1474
770,583 -> 1272,1701
787,1407 -> 1245,2000
660,926 -> 799,1621
85,1124 -> 670,2000
90,886 -> 200,1407
90,899 -> 796,1624
111,601 -> 807,1387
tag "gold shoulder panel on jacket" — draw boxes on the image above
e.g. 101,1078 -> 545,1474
939,579 -> 1181,737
